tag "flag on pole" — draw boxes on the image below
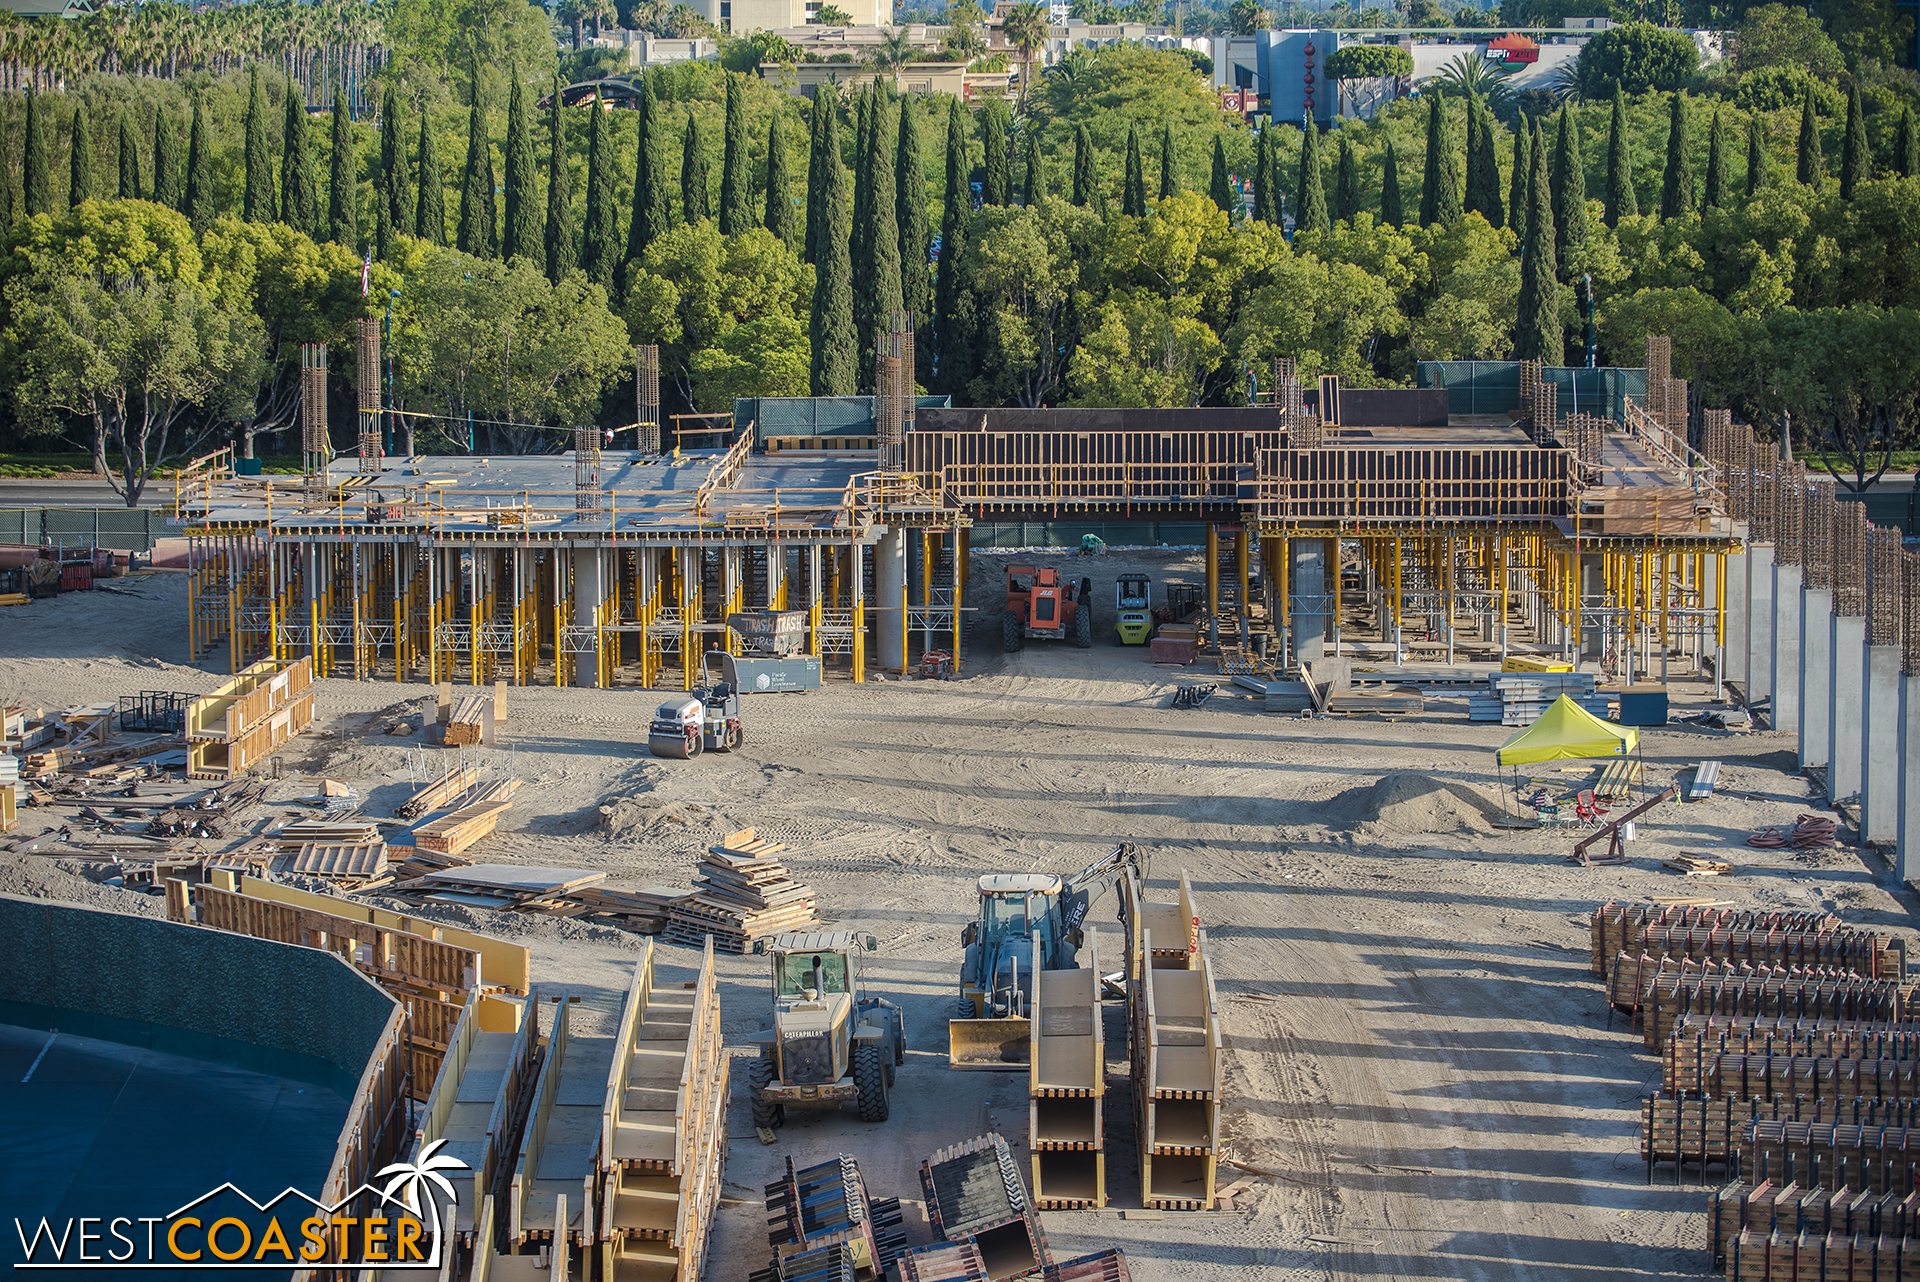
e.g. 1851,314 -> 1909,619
360,251 -> 372,298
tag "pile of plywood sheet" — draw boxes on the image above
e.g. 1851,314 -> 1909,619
403,862 -> 608,911
1124,870 -> 1223,1212
185,657 -> 315,780
664,829 -> 819,953
1030,932 -> 1107,1210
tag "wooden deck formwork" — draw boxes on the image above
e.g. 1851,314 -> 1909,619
1253,446 -> 1573,529
414,989 -> 537,1238
1031,933 -> 1106,1210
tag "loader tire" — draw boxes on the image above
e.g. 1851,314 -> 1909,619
1003,610 -> 1024,653
1074,601 -> 1092,649
854,1044 -> 891,1122
747,1052 -> 782,1129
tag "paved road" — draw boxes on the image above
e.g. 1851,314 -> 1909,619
0,479 -> 164,507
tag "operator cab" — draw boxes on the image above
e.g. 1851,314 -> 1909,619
972,873 -> 1062,945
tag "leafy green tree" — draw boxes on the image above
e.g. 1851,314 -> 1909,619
70,101 -> 94,206
934,99 -> 971,393
1072,124 -> 1097,209
1324,43 -> 1413,119
1703,106 -> 1728,210
1657,92 -> 1693,220
1229,253 -> 1406,388
767,103 -> 797,251
963,201 -> 1095,405
582,92 -> 619,285
628,71 -> 672,270
1228,0 -> 1268,34
281,92 -> 318,237
329,91 -> 358,250
1574,22 -> 1699,98
682,108 -> 711,223
719,72 -> 751,235
503,76 -> 537,262
859,92 -> 903,378
1122,124 -> 1146,216
1840,81 -> 1870,201
1024,130 -> 1046,206
1159,123 -> 1177,200
1746,109 -> 1769,197
1252,129 -> 1275,223
1334,134 -> 1359,224
117,110 -> 141,200
1897,106 -> 1917,180
1464,95 -> 1502,229
1796,81 -> 1822,186
1297,124 -> 1328,234
982,102 -> 1009,206
896,102 -> 929,334
1419,95 -> 1460,228
545,78 -> 575,282
381,86 -> 413,244
1731,3 -> 1846,79
244,68 -> 274,223
1551,106 -> 1587,265
1212,134 -> 1234,215
1509,124 -> 1527,241
1462,94 -> 1490,221
1515,115 -> 1561,364
1380,138 -> 1404,228
416,110 -> 447,246
808,100 -> 855,395
1070,291 -> 1222,407
456,95 -> 497,257
24,89 -> 49,218
184,98 -> 211,231
1603,89 -> 1636,226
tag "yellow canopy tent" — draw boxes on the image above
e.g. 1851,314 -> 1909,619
1495,694 -> 1639,766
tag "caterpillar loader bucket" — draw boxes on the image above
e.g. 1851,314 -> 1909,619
947,1015 -> 1031,1070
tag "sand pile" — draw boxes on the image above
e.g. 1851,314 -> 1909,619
598,793 -> 735,840
1325,772 -> 1505,838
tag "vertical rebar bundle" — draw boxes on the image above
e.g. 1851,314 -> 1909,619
1802,478 -> 1835,590
1645,334 -> 1671,430
635,345 -> 661,454
1774,461 -> 1803,565
1904,550 -> 1920,677
1273,357 -> 1319,449
876,311 -> 914,474
1869,525 -> 1903,647
300,342 -> 329,479
574,426 -> 604,519
356,318 -> 382,473
1666,376 -> 1689,453
1833,498 -> 1868,616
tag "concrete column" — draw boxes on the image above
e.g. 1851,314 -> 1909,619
1827,614 -> 1866,800
1863,644 -> 1902,843
1745,544 -> 1775,704
1719,552 -> 1743,693
1289,539 -> 1326,663
874,527 -> 906,675
1579,553 -> 1606,663
1771,561 -> 1802,733
1900,672 -> 1920,884
570,546 -> 604,688
1799,587 -> 1833,768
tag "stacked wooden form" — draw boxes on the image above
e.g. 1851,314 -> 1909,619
1579,900 -> 1920,1278
1124,870 -> 1223,1211
748,1154 -> 908,1282
664,829 -> 819,953
273,818 -> 388,886
1029,932 -> 1106,1210
413,989 -> 541,1246
1468,670 -> 1605,726
493,992 -> 607,1272
918,1134 -> 1051,1281
185,657 -> 315,780
600,937 -> 729,1281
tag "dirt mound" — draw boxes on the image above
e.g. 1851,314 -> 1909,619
598,793 -> 735,840
1324,772 -> 1505,838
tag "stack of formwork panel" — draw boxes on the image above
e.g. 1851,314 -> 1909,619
185,656 -> 315,779
747,1154 -> 907,1282
1029,932 -> 1106,1210
919,1134 -> 1051,1282
600,937 -> 728,1282
1589,902 -> 1842,978
494,992 -> 613,1277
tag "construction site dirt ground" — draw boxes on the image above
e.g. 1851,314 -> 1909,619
3,548 -> 1914,1281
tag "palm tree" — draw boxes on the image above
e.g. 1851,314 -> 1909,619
377,1139 -> 467,1225
869,27 -> 917,93
1000,2 -> 1049,109
1434,51 -> 1513,111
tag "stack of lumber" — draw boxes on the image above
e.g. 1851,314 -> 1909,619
1468,671 -> 1606,726
271,818 -> 388,886
412,780 -> 518,856
385,843 -> 476,882
397,762 -> 481,818
444,696 -> 487,746
1124,869 -> 1222,1212
1594,757 -> 1643,800
559,885 -> 690,933
1323,685 -> 1424,716
664,829 -> 819,953
406,862 -> 606,912
185,657 -> 315,780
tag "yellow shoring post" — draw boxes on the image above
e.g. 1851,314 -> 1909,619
1278,532 -> 1290,631
951,530 -> 963,668
853,545 -> 866,683
681,548 -> 696,691
809,544 -> 823,661
1391,533 -> 1401,652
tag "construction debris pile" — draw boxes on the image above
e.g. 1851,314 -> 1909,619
1586,900 -> 1920,1277
665,829 -> 820,953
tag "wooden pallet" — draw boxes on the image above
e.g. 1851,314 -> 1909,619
279,841 -> 388,880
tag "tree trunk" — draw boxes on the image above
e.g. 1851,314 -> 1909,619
91,414 -> 109,478
573,18 -> 584,49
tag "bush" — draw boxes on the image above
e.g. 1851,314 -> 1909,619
1574,22 -> 1699,99
1734,65 -> 1842,116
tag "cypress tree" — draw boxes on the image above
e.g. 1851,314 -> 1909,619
1333,134 -> 1358,223
69,100 -> 93,206
416,110 -> 446,245
681,108 -> 710,223
860,92 -> 903,378
804,94 -> 828,263
329,89 -> 357,249
1515,116 -> 1561,365
1121,124 -> 1146,216
456,94 -> 497,257
851,87 -> 872,301
24,88 -> 49,217
1508,124 -> 1528,241
1552,106 -> 1587,268
1211,134 -> 1233,214
809,98 -> 855,396
1419,94 -> 1459,227
502,76 -> 536,261
117,109 -> 141,200
1897,105 -> 1918,179
1746,109 -> 1769,196
1841,80 -> 1869,200
1380,138 -> 1404,228
1462,94 -> 1489,220
281,92 -> 318,235
0,113 -> 10,225
581,91 -> 618,285
1071,124 -> 1095,208
982,102 -> 1009,206
1796,81 -> 1822,186
719,72 -> 750,234
243,66 -> 273,222
380,85 -> 412,243
1604,89 -> 1636,226
1658,91 -> 1693,220
545,78 -> 576,282
1252,128 -> 1275,223
1296,123 -> 1328,234
1475,107 -> 1503,229
153,110 -> 181,211
1703,106 -> 1728,210
934,98 -> 970,394
896,101 -> 929,328
1159,122 -> 1177,200
766,102 -> 797,250
1023,129 -> 1045,205
627,71 -> 671,268
184,97 -> 211,231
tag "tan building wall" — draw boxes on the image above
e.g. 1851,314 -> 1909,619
696,0 -> 886,34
